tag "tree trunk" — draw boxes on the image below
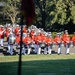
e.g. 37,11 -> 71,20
40,0 -> 47,30
10,16 -> 16,26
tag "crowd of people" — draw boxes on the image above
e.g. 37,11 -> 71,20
0,24 -> 75,55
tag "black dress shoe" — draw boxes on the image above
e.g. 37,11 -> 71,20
66,53 -> 69,55
58,53 -> 60,55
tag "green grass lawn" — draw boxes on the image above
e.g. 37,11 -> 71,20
0,54 -> 75,75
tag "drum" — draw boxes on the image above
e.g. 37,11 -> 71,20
30,43 -> 34,48
57,41 -> 61,44
48,42 -> 52,45
61,41 -> 64,46
66,41 -> 70,45
61,43 -> 64,46
8,34 -> 16,45
53,42 -> 56,47
70,41 -> 73,47
40,43 -> 45,48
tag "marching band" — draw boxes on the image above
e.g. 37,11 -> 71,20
0,24 -> 75,55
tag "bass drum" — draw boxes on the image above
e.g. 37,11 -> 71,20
30,43 -> 34,48
40,43 -> 45,48
8,34 -> 16,45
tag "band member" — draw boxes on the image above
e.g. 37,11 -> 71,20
8,32 -> 16,55
54,33 -> 62,55
14,25 -> 20,37
35,32 -> 42,54
30,29 -> 36,53
16,33 -> 21,54
71,32 -> 75,46
16,32 -> 27,55
41,33 -> 47,54
30,29 -> 36,36
16,33 -> 20,45
0,25 -> 5,47
46,33 -> 53,54
22,33 -> 27,55
62,32 -> 70,54
6,25 -> 12,41
23,25 -> 27,33
40,31 -> 45,37
23,33 -> 32,54
30,29 -> 36,41
62,30 -> 69,40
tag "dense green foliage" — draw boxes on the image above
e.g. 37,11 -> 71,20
35,0 -> 75,29
0,0 -> 20,25
0,0 -> 75,30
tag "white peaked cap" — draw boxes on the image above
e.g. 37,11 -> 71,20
16,24 -> 19,26
57,33 -> 60,35
7,24 -> 11,26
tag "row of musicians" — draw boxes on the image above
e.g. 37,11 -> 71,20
7,32 -> 75,55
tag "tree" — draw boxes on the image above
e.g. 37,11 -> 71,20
2,0 -> 20,25
48,0 -> 75,25
35,0 -> 48,30
35,0 -> 75,30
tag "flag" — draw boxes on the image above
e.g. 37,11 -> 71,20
21,0 -> 36,28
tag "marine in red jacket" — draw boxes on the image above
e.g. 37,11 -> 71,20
34,33 -> 42,45
34,33 -> 42,54
6,27 -> 12,41
0,25 -> 5,46
23,34 -> 32,54
16,33 -> 21,45
62,34 -> 70,45
23,34 -> 32,46
54,33 -> 62,54
0,26 -> 5,39
46,35 -> 53,46
71,32 -> 75,45
41,34 -> 47,43
23,26 -> 27,33
46,34 -> 53,54
30,29 -> 36,42
14,25 -> 20,37
62,30 -> 69,41
62,34 -> 70,54
54,33 -> 62,45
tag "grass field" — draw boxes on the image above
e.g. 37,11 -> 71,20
0,54 -> 75,75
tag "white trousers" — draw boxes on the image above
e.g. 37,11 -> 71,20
34,44 -> 38,53
37,45 -> 41,54
22,47 -> 26,54
48,45 -> 52,54
0,39 -> 4,46
65,44 -> 70,54
27,45 -> 31,54
18,47 -> 26,55
36,44 -> 47,54
58,44 -> 62,54
44,47 -> 47,54
8,44 -> 13,55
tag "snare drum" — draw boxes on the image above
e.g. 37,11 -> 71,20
30,43 -> 34,48
40,43 -> 45,48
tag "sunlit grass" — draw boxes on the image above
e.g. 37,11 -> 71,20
0,54 -> 75,62
0,54 -> 75,75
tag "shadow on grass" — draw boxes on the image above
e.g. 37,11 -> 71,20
0,59 -> 75,75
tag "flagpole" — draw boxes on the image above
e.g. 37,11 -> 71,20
18,16 -> 24,75
18,0 -> 36,74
